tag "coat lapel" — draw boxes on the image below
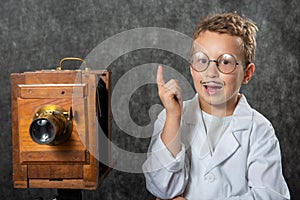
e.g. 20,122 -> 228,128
180,94 -> 254,174
204,95 -> 253,174
181,94 -> 203,148
204,127 -> 240,174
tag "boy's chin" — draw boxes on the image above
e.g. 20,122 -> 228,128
198,92 -> 240,111
198,93 -> 232,107
199,90 -> 224,99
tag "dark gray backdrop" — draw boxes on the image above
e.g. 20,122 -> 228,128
1,0 -> 299,199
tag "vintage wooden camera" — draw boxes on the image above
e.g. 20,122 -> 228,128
11,58 -> 111,190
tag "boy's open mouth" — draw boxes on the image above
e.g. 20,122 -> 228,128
200,81 -> 224,95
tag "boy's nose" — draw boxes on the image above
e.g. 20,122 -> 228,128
204,61 -> 220,78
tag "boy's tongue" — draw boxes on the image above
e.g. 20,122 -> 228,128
205,85 -> 222,95
201,81 -> 224,95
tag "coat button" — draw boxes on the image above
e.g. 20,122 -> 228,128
205,173 -> 215,183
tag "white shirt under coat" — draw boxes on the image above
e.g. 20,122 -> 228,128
143,94 -> 290,200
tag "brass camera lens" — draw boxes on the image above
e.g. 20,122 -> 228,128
30,118 -> 55,144
29,105 -> 72,145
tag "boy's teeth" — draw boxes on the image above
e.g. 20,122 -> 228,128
204,85 -> 223,95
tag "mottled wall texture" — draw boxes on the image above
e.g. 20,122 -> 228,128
0,0 -> 299,199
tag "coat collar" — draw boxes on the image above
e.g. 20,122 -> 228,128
181,93 -> 254,174
231,94 -> 253,132
181,94 -> 201,125
182,93 -> 253,129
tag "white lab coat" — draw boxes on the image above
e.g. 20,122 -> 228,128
143,94 -> 290,200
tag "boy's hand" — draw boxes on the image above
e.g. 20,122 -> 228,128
157,65 -> 182,118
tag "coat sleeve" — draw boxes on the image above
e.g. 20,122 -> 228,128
245,116 -> 290,200
142,110 -> 190,199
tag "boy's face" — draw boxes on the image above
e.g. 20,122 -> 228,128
190,31 -> 253,112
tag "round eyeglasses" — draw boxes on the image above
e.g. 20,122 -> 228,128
190,52 -> 240,74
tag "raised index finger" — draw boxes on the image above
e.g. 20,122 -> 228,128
156,65 -> 165,85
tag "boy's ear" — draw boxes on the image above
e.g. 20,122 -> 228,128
243,63 -> 255,84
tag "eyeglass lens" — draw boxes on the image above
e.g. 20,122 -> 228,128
191,52 -> 237,73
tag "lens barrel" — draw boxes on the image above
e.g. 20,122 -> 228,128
29,105 -> 72,145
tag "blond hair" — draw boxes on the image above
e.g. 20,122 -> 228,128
193,12 -> 258,65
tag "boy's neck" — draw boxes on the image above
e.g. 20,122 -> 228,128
199,94 -> 241,117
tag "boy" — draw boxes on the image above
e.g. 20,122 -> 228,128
143,12 -> 290,199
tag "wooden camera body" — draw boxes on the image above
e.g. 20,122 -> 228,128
11,59 -> 111,190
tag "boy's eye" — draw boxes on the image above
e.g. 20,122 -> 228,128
199,59 -> 208,64
220,59 -> 231,65
219,54 -> 235,65
192,52 -> 208,65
